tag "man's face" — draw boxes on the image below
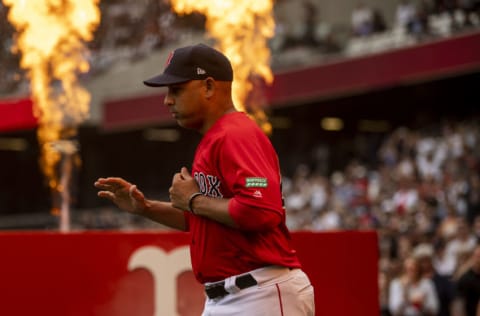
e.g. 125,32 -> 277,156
164,80 -> 207,130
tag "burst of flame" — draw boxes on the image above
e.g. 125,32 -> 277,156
170,0 -> 275,134
3,0 -> 100,193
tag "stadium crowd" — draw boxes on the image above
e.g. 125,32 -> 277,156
281,118 -> 480,316
1,0 -> 480,94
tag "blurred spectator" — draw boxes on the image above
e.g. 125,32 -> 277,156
446,218 -> 478,278
433,237 -> 458,278
284,164 -> 312,230
275,0 -> 341,55
429,3 -> 455,36
415,243 -> 456,316
396,154 -> 416,180
452,244 -> 480,316
473,215 -> 480,240
467,174 -> 480,225
311,205 -> 342,231
435,0 -> 457,14
416,143 -> 445,181
309,174 -> 329,215
396,0 -> 418,31
457,0 -> 477,27
388,255 -> 439,315
438,205 -> 462,241
301,0 -> 319,47
416,0 -> 435,35
351,2 -> 374,37
392,176 -> 419,215
372,7 -> 388,33
417,175 -> 443,214
380,259 -> 393,316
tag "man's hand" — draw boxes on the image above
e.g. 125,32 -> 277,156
94,177 -> 148,214
169,167 -> 200,211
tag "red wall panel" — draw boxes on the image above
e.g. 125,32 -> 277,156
0,231 -> 378,316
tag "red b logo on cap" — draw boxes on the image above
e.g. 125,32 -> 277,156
165,51 -> 174,67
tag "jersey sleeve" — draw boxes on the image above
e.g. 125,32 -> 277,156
218,129 -> 284,231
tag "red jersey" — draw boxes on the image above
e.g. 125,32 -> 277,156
185,112 -> 301,283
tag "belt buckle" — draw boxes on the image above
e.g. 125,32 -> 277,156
205,281 -> 228,299
235,273 -> 257,289
204,282 -> 219,291
205,273 -> 258,299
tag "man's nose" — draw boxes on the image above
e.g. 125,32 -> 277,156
164,94 -> 174,106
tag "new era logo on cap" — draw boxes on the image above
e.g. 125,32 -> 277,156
143,44 -> 233,87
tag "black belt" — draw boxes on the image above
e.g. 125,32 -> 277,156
205,273 -> 258,299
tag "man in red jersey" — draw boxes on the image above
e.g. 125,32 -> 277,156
94,43 -> 315,315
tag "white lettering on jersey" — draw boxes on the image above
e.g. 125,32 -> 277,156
194,172 -> 223,198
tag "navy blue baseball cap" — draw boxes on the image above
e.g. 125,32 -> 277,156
143,44 -> 233,87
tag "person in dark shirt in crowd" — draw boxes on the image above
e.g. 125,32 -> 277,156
454,244 -> 480,316
415,243 -> 455,316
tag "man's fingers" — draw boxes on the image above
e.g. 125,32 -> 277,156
181,167 -> 193,180
172,168 -> 191,182
95,177 -> 130,188
97,191 -> 115,201
172,172 -> 183,182
95,177 -> 132,193
94,182 -> 115,191
129,185 -> 139,198
129,185 -> 146,201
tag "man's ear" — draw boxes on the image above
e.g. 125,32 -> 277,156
204,77 -> 215,98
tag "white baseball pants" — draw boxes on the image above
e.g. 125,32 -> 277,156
202,266 -> 315,316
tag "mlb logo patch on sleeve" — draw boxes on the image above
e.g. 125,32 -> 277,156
245,177 -> 268,188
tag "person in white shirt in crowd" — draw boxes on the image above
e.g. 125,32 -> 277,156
389,255 -> 439,316
396,0 -> 418,31
415,243 -> 456,316
351,2 -> 374,36
392,176 -> 419,215
397,154 -> 416,180
433,216 -> 477,278
416,134 -> 447,182
417,149 -> 445,182
446,218 -> 478,277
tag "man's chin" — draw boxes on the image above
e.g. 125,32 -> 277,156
177,119 -> 197,131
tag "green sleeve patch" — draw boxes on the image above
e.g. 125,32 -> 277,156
245,177 -> 268,188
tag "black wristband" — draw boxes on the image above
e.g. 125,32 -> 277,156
188,192 -> 203,214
